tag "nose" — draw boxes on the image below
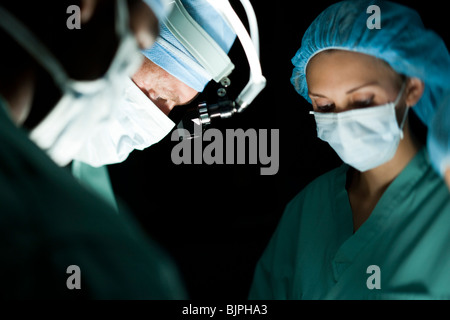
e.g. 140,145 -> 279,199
148,95 -> 175,115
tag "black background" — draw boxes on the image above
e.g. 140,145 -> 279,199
108,0 -> 449,299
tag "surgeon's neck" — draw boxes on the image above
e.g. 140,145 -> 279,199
350,121 -> 420,197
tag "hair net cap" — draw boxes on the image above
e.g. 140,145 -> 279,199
290,0 -> 450,127
143,0 -> 172,22
142,0 -> 236,92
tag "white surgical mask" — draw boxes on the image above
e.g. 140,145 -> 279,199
0,0 -> 143,166
72,77 -> 175,167
310,82 -> 407,172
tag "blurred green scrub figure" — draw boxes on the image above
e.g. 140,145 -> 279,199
0,0 -> 187,299
249,0 -> 450,299
428,91 -> 450,190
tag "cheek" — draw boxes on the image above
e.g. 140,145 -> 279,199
176,83 -> 198,105
131,61 -> 147,84
381,86 -> 400,104
131,67 -> 147,89
131,58 -> 157,86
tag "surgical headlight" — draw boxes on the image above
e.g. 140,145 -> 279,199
169,0 -> 266,138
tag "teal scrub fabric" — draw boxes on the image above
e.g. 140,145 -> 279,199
249,148 -> 450,299
72,160 -> 119,212
0,97 -> 187,299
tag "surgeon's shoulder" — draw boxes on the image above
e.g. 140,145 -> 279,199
0,116 -> 185,298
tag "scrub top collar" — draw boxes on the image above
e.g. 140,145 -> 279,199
331,147 -> 429,282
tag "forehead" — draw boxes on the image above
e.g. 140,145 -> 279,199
306,50 -> 395,84
306,50 -> 390,78
140,60 -> 197,102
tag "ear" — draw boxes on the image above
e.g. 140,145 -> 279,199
80,0 -> 99,24
405,77 -> 425,108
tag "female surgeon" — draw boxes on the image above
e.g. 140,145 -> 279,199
249,0 -> 450,299
428,91 -> 450,190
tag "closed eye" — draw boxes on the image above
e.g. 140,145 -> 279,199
317,104 -> 335,112
352,95 -> 375,108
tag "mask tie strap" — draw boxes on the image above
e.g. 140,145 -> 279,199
395,81 -> 408,140
394,81 -> 407,106
115,0 -> 131,39
399,106 -> 410,140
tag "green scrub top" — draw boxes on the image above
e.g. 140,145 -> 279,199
71,160 -> 118,212
249,148 -> 450,299
0,97 -> 187,299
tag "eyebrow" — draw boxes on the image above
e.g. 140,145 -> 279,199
308,81 -> 379,98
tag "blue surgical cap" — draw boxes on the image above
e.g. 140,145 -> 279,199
142,0 -> 236,92
290,0 -> 450,127
428,90 -> 450,177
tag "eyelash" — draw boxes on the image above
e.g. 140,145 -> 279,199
316,96 -> 374,112
317,104 -> 335,112
353,96 -> 374,108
